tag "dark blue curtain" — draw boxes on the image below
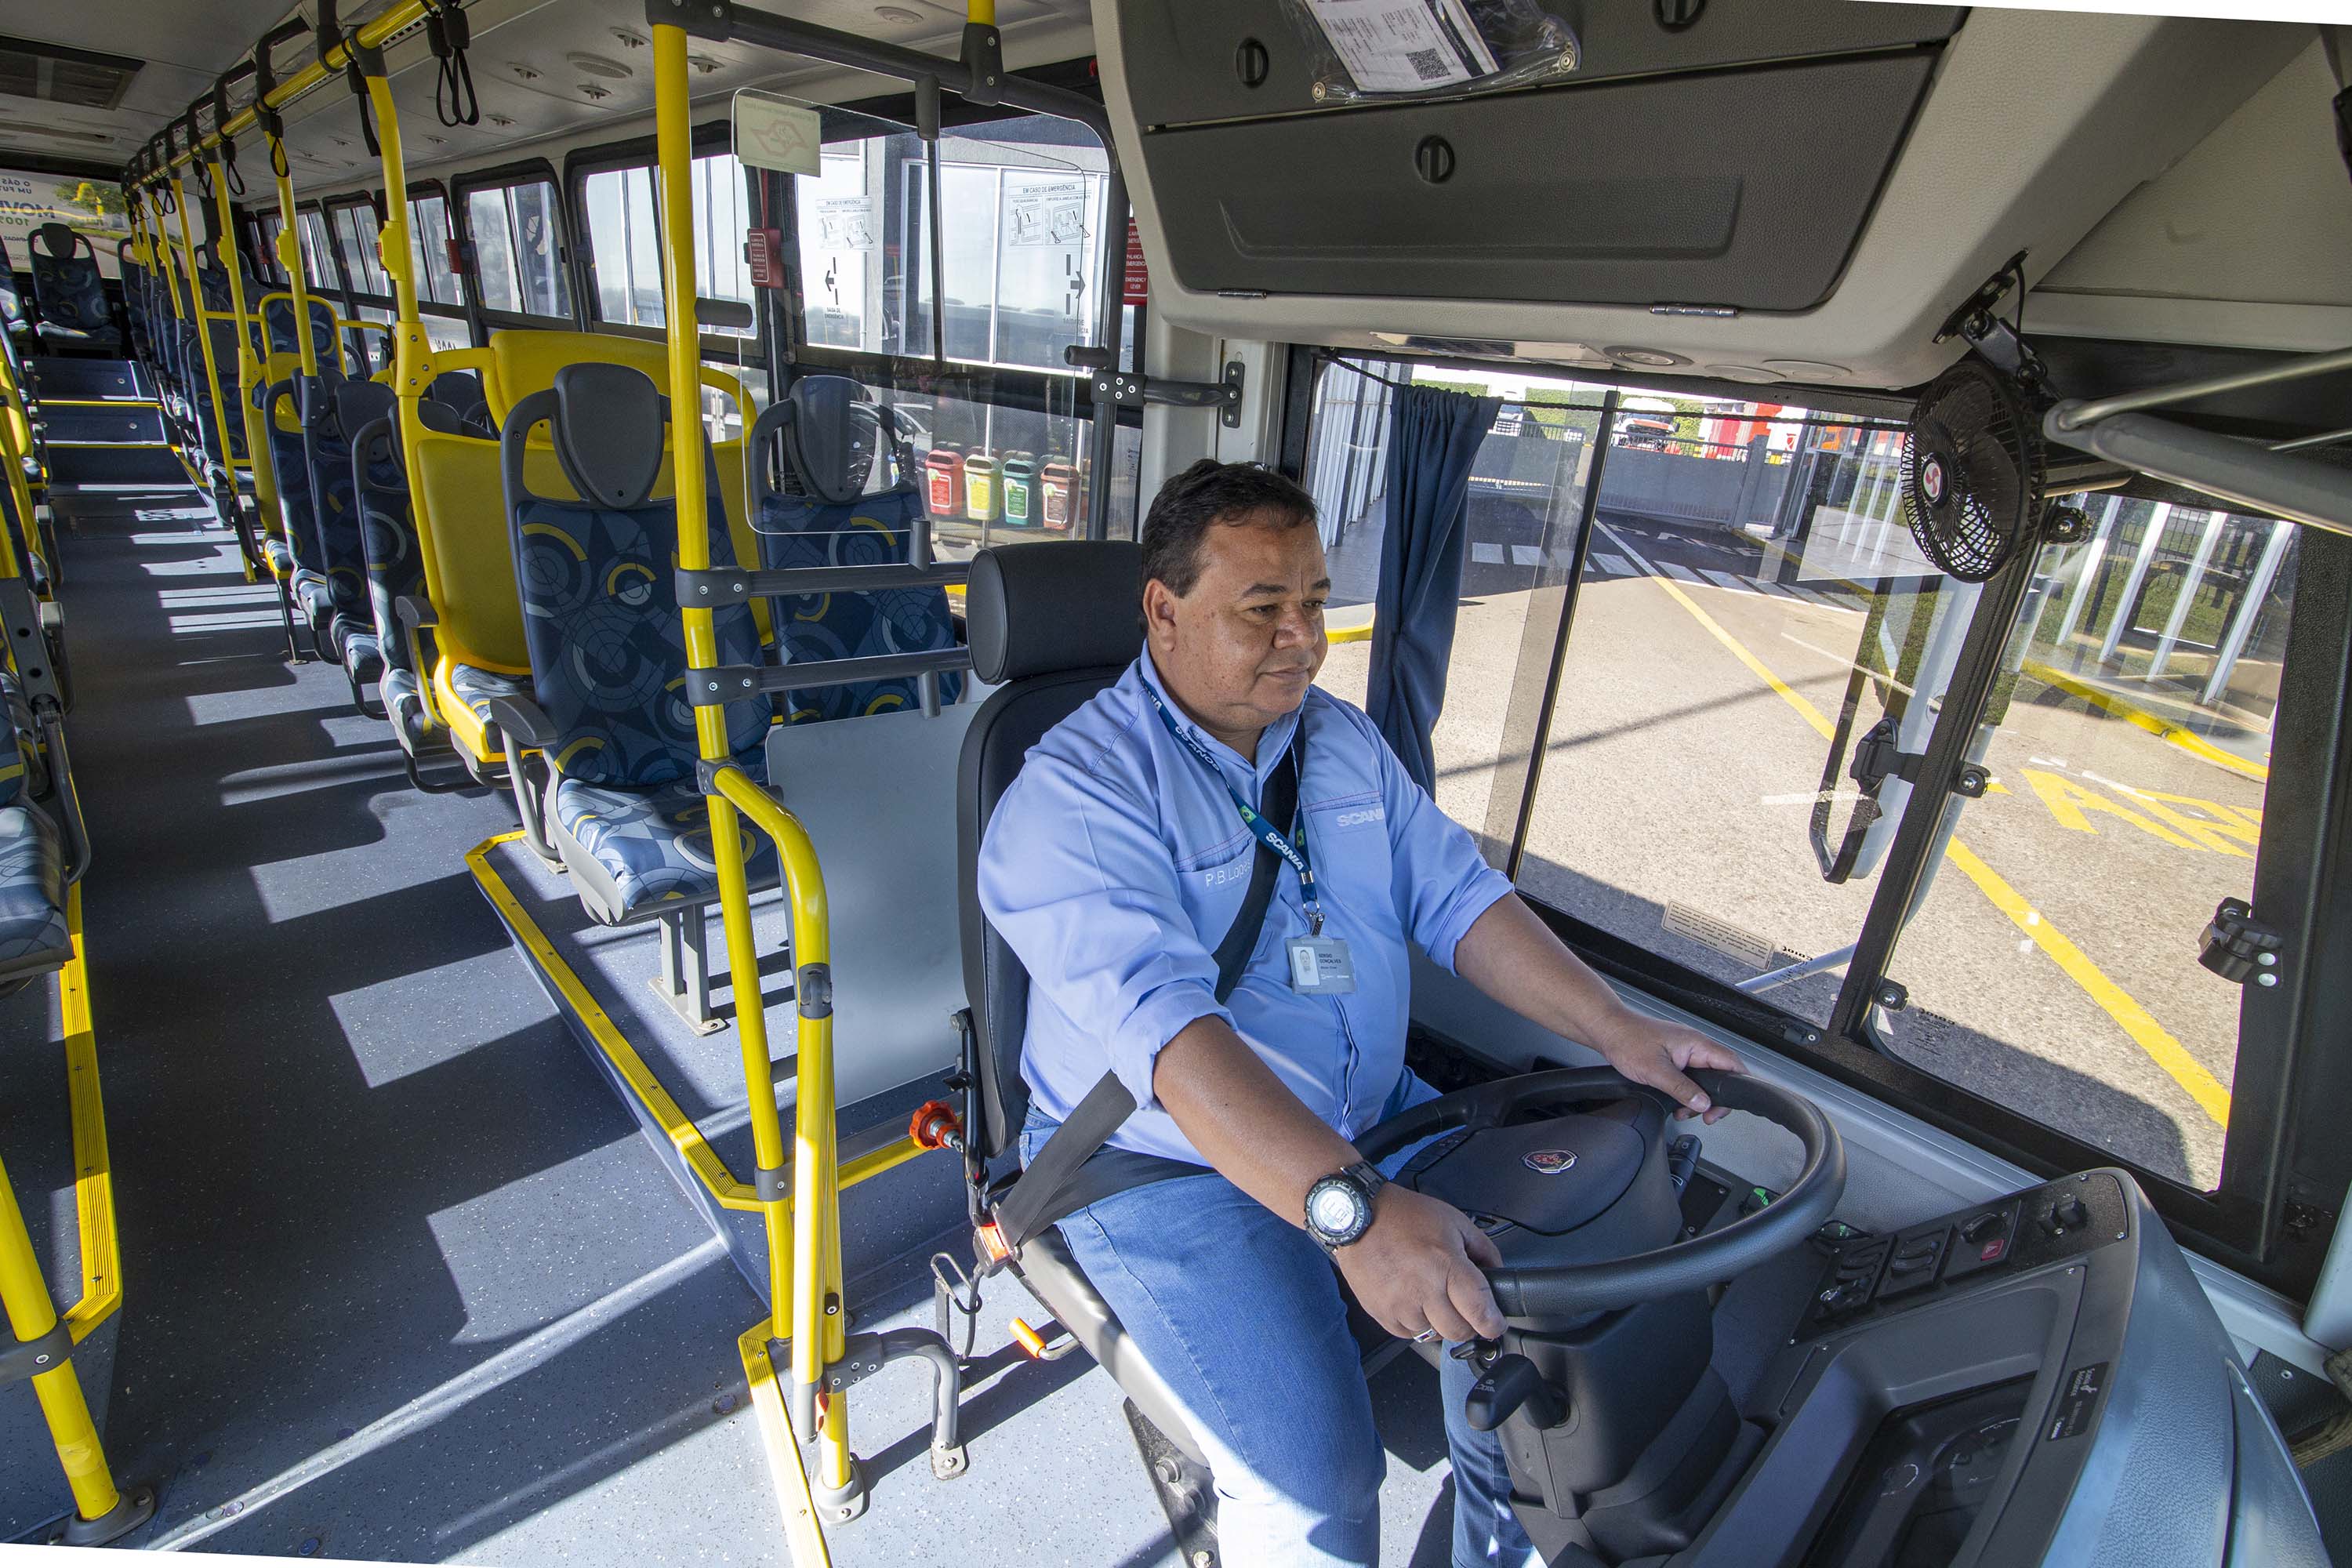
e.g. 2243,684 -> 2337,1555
1365,384 -> 1500,791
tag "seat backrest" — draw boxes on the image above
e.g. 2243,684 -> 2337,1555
499,361 -> 770,786
299,369 -> 371,614
750,376 -> 963,724
954,540 -> 1144,1160
260,290 -> 341,371
28,223 -> 110,336
0,237 -> 23,331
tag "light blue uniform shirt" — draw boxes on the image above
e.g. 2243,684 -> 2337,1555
977,647 -> 1514,1165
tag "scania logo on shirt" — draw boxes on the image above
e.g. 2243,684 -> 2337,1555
1334,807 -> 1385,828
1523,1149 -> 1578,1175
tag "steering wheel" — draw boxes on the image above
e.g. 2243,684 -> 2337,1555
1356,1066 -> 1845,1319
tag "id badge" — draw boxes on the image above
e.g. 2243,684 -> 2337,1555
1286,936 -> 1356,995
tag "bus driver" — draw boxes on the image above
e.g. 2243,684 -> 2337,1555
979,460 -> 1742,1567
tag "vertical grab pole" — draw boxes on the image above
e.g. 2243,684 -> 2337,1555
0,1148 -> 122,1526
271,143 -> 320,380
206,134 -> 278,546
169,170 -> 252,574
648,16 -> 817,1448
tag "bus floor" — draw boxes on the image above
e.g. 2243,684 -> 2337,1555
21,489 -> 1465,1565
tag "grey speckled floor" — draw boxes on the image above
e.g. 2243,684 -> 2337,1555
29,493 -> 1462,1565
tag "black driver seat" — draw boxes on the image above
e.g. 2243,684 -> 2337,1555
953,539 -> 1215,1468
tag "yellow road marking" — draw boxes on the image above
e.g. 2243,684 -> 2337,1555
1941,841 -> 2230,1125
1614,535 -> 2230,1127
2022,659 -> 2268,784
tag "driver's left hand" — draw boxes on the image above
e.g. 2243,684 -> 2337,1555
1594,1013 -> 1744,1123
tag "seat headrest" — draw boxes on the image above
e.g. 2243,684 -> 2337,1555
336,378 -> 395,436
34,223 -> 76,260
966,541 -> 1143,684
778,375 -> 887,505
550,361 -> 666,509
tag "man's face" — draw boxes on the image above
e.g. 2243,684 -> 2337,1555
1145,512 -> 1330,744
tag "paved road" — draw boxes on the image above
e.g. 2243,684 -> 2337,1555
1320,511 -> 2264,1191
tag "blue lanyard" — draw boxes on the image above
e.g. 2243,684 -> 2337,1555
1149,689 -> 1323,935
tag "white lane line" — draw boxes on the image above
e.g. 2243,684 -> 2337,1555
145,1236 -> 729,1551
1510,545 -> 1542,568
1777,632 -> 1919,698
1470,543 -> 1504,565
1657,561 -> 1704,585
1591,553 -> 1634,577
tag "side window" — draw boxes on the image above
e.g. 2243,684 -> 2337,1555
330,200 -> 390,299
778,111 -> 1138,540
251,214 -> 289,286
692,151 -> 755,339
407,191 -> 462,309
464,178 -> 572,321
297,209 -> 342,295
581,165 -> 663,328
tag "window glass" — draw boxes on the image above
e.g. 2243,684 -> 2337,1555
1308,361 -> 1615,853
330,201 -> 389,298
693,151 -> 754,338
1508,395 -> 1962,1025
466,180 -> 572,319
407,192 -> 461,308
901,124 -> 1111,373
252,214 -> 289,286
582,165 -> 664,328
294,209 -> 340,294
790,126 -> 927,358
1878,504 -> 2296,1191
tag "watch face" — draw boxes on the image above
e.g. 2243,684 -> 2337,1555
1308,1181 -> 1364,1238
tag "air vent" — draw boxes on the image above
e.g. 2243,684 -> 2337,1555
0,36 -> 143,112
0,117 -> 114,147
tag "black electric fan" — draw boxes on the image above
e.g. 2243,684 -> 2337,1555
1898,358 -> 2045,583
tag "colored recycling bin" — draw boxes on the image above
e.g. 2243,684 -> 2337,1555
924,446 -> 964,518
1041,459 -> 1078,532
1001,452 -> 1037,527
963,451 -> 1000,523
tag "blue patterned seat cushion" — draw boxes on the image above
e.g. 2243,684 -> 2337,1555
448,662 -> 529,724
757,484 -> 962,724
310,429 -> 369,619
0,804 -> 66,968
514,494 -> 769,788
358,447 -> 425,673
268,412 -> 323,575
384,668 -> 431,753
27,241 -> 114,344
263,296 -> 339,364
553,774 -> 780,916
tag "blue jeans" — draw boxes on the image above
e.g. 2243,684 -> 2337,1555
1021,1075 -> 1539,1568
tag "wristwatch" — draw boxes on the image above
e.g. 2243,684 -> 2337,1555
1305,1161 -> 1387,1252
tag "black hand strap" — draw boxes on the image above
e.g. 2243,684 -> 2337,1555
992,724 -> 1304,1249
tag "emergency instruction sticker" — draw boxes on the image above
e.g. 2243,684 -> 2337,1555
1303,0 -> 1501,94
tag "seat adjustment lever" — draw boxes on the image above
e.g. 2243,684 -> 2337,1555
1464,1353 -> 1566,1432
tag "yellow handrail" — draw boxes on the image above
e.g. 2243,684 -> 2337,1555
207,146 -> 278,539
657,15 -> 862,1513
137,3 -> 437,187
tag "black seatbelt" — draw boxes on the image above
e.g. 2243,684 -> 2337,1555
991,724 -> 1303,1249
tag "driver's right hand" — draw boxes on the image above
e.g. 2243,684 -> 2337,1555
1334,1185 -> 1508,1342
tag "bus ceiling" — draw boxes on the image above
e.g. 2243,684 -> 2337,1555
16,4 -> 2350,400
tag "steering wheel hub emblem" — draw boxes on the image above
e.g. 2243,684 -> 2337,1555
1523,1149 -> 1578,1175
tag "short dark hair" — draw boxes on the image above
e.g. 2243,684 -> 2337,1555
1138,459 -> 1319,598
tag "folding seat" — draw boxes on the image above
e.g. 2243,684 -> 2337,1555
114,240 -> 151,366
347,376 -> 485,788
24,224 -> 119,354
0,665 -> 84,987
0,238 -> 29,351
748,375 -> 964,724
405,329 -> 757,793
299,368 -> 388,695
486,362 -> 779,1026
